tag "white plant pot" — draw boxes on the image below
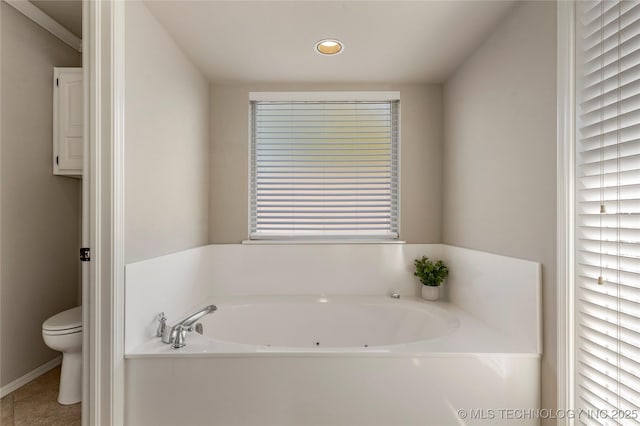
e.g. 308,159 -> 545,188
421,285 -> 439,301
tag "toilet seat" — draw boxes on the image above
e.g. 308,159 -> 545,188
43,306 -> 82,335
42,325 -> 82,336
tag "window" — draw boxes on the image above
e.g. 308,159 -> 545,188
575,0 -> 640,417
249,92 -> 399,240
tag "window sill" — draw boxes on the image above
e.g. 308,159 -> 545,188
241,239 -> 406,245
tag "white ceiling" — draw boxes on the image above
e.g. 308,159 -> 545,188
145,0 -> 515,84
31,0 -> 82,38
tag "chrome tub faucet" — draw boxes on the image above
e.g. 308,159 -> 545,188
157,304 -> 217,349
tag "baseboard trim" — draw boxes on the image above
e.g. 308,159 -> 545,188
0,356 -> 62,398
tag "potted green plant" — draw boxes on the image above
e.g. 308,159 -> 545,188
413,256 -> 449,301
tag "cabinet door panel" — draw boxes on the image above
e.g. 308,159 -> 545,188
54,68 -> 83,175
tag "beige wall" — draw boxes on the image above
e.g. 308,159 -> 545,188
0,3 -> 81,387
442,0 -> 557,418
125,1 -> 210,263
210,83 -> 442,243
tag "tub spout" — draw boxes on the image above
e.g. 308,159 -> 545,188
161,304 -> 217,347
178,304 -> 217,328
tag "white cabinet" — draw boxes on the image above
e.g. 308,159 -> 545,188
53,67 -> 83,177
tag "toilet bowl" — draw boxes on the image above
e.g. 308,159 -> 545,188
42,306 -> 82,405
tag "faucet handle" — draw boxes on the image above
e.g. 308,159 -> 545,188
171,324 -> 187,349
156,312 -> 167,337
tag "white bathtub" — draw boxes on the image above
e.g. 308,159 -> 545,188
203,296 -> 459,349
125,296 -> 540,425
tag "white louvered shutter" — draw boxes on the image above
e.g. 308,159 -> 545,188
576,1 -> 640,422
249,95 -> 399,240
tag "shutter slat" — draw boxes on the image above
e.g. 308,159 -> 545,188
583,47 -> 640,88
579,279 -> 640,302
581,76 -> 640,113
579,369 -> 640,416
583,1 -> 640,46
580,107 -> 640,138
258,191 -> 389,199
581,95 -> 640,130
257,203 -> 392,207
582,63 -> 640,103
584,28 -> 640,79
579,357 -> 640,408
579,248 -> 640,264
584,16 -> 640,63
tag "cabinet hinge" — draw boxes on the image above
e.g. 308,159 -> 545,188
80,248 -> 91,262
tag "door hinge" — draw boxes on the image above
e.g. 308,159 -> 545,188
80,248 -> 91,262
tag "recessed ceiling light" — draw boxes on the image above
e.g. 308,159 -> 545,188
315,39 -> 344,56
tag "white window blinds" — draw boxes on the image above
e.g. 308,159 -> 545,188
249,94 -> 399,240
576,0 -> 640,420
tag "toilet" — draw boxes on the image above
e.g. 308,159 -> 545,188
42,306 -> 82,405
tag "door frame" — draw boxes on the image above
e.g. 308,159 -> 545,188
556,1 -> 575,424
82,0 -> 125,424
79,1 -> 579,424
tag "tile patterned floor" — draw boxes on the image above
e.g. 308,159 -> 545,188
1,367 -> 80,426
